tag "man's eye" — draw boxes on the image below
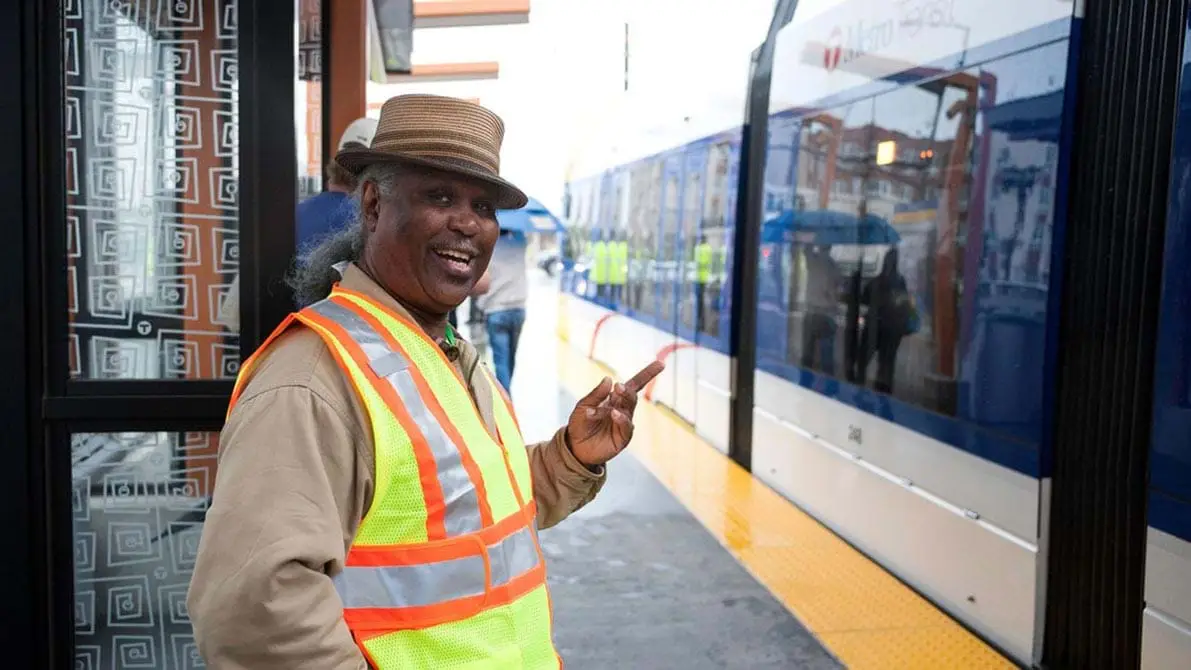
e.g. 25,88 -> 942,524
429,192 -> 452,205
475,202 -> 494,216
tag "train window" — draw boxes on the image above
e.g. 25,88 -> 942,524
860,81 -> 975,414
772,72 -> 987,417
627,163 -> 649,313
610,169 -> 631,306
659,164 -> 682,325
617,169 -> 632,231
761,102 -> 874,373
679,154 -> 704,332
763,116 -> 798,214
700,142 -> 732,337
637,159 -> 664,318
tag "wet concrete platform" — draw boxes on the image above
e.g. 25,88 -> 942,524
542,391 -> 841,670
477,274 -> 841,669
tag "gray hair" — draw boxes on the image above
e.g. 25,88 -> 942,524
286,164 -> 405,306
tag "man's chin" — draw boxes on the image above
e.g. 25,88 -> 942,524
431,291 -> 470,314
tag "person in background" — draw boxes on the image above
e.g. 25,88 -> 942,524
694,232 -> 713,331
590,229 -> 610,302
800,244 -> 842,375
857,248 -> 911,392
476,228 -> 529,391
215,118 -> 381,331
610,229 -> 628,307
295,117 -> 379,260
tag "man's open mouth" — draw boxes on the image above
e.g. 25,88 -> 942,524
433,249 -> 474,264
432,247 -> 477,277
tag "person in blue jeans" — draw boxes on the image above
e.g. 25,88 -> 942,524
486,307 -> 526,391
477,230 -> 528,391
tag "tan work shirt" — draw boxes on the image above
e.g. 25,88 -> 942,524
188,264 -> 606,670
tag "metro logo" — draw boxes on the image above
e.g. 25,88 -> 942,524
821,19 -> 895,73
824,27 -> 844,70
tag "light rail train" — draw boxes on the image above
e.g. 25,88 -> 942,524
557,0 -> 1191,667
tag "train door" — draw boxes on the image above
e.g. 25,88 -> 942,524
671,144 -> 708,424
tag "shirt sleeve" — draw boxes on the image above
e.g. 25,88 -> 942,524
188,386 -> 369,670
527,428 -> 607,530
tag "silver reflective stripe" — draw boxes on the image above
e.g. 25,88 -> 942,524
310,299 -> 484,536
333,525 -> 541,609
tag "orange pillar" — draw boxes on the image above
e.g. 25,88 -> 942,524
300,0 -> 324,182
175,0 -> 231,491
934,84 -> 979,379
329,0 -> 367,153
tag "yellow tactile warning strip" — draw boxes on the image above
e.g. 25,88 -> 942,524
554,344 -> 1015,670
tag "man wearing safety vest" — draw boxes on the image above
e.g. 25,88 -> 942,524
610,229 -> 629,307
589,230 -> 610,303
694,233 -> 714,332
188,95 -> 664,670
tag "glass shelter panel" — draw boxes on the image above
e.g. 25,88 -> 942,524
71,431 -> 219,670
65,0 -> 241,381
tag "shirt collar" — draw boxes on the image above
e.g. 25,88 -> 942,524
334,262 -> 479,372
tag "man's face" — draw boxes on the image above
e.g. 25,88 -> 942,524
360,167 -> 500,315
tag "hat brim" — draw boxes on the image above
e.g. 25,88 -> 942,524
335,148 -> 528,210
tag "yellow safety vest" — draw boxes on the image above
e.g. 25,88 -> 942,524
229,285 -> 558,670
695,243 -> 713,284
611,241 -> 628,286
591,240 -> 609,284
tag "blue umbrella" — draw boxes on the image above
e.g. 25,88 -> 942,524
762,209 -> 900,246
497,197 -> 567,235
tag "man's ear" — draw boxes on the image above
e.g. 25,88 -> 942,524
360,181 -> 381,231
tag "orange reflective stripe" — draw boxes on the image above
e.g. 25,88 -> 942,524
330,294 -> 495,530
334,287 -> 508,448
346,501 -> 535,567
297,308 -> 450,540
480,366 -> 532,511
310,299 -> 487,537
344,562 -> 548,634
334,526 -> 543,611
227,312 -> 299,419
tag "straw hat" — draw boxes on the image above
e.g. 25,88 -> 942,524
335,94 -> 528,210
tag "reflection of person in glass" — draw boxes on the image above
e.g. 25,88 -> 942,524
610,229 -> 628,306
694,232 -> 713,332
591,229 -> 610,302
703,235 -> 726,336
856,248 -> 913,393
628,230 -> 646,310
801,245 -> 841,375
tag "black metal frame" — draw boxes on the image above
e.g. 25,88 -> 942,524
1042,1 -> 1188,667
0,2 -> 43,665
0,0 -> 299,664
727,1 -> 796,471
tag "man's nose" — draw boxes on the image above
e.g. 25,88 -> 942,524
447,208 -> 482,234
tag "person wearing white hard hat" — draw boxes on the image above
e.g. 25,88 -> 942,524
295,117 -> 380,263
216,119 -> 382,331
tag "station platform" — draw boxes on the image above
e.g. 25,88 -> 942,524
485,274 -> 1018,669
